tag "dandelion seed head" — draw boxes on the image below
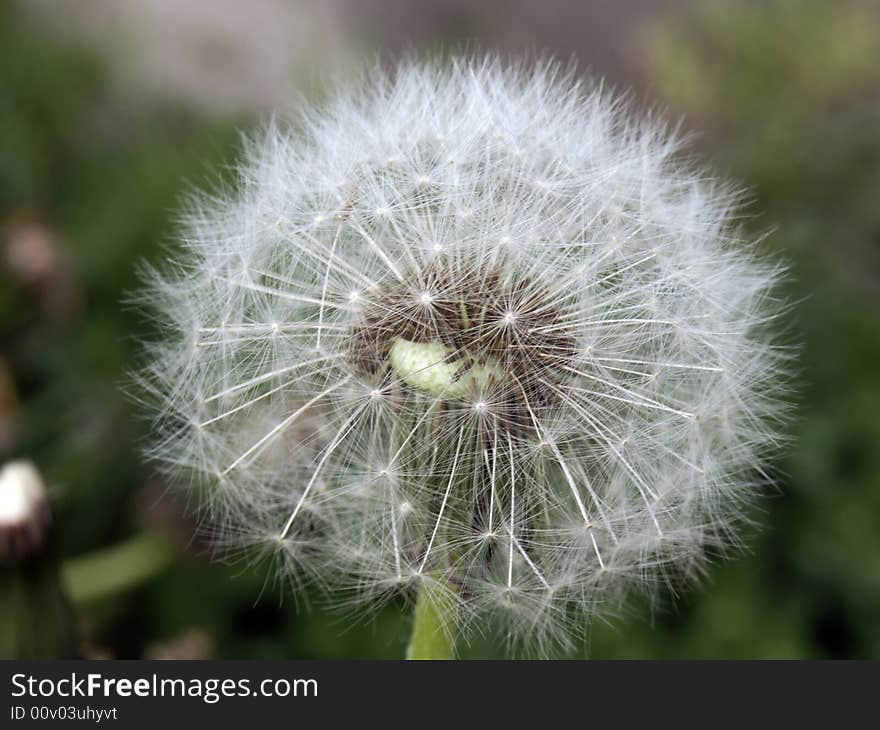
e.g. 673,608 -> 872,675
139,56 -> 790,654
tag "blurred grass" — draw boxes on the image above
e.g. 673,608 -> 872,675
1,0 -> 878,658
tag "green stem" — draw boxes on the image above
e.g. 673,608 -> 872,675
406,579 -> 457,660
1,549 -> 77,659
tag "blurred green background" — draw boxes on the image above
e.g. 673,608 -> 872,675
1,0 -> 878,659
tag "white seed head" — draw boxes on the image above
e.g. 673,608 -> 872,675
139,57 -> 790,653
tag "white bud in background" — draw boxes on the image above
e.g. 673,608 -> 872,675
0,460 -> 51,558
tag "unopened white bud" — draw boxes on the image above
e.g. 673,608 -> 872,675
0,460 -> 51,557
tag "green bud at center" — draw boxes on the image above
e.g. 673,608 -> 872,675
388,338 -> 500,399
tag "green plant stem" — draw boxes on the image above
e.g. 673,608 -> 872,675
406,580 -> 457,660
1,550 -> 77,659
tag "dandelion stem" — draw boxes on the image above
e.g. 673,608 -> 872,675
406,579 -> 457,660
